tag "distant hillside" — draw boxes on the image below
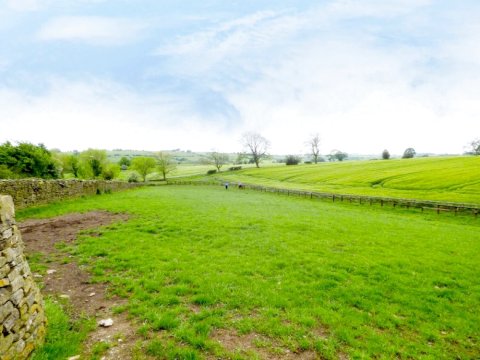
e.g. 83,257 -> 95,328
212,156 -> 480,204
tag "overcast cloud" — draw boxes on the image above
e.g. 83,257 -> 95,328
0,0 -> 479,155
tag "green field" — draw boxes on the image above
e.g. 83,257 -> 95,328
204,156 -> 480,204
22,186 -> 480,359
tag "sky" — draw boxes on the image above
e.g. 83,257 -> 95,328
0,0 -> 479,156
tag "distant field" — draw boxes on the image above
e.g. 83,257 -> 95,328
205,156 -> 480,204
21,186 -> 480,359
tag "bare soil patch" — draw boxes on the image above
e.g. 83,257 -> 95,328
212,329 -> 319,360
20,211 -> 142,359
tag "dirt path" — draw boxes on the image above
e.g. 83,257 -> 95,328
20,211 -> 142,359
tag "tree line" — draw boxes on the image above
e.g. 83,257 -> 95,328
1,136 -> 478,180
0,142 -> 176,182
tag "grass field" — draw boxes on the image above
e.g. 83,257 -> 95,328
21,185 -> 480,359
204,156 -> 480,204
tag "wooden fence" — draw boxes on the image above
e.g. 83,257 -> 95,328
167,180 -> 480,217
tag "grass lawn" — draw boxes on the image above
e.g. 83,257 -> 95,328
204,156 -> 480,204
20,186 -> 480,359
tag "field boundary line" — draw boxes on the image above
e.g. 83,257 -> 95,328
166,179 -> 480,217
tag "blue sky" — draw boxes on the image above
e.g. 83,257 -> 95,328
0,0 -> 479,155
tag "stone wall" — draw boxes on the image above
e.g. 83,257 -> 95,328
0,195 -> 46,359
0,179 -> 141,209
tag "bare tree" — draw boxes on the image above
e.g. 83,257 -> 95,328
156,152 -> 177,180
208,151 -> 229,172
306,134 -> 321,164
241,132 -> 270,168
470,139 -> 480,155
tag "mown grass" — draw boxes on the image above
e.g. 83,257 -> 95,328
202,156 -> 480,204
19,186 -> 480,359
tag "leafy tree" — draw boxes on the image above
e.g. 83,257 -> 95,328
58,153 -> 81,178
118,156 -> 131,167
241,132 -> 270,168
382,149 -> 390,160
306,134 -> 321,164
328,150 -> 348,162
79,149 -> 108,179
285,155 -> 301,165
131,157 -> 157,182
402,148 -> 416,159
0,141 -> 59,178
208,152 -> 229,172
156,152 -> 176,180
470,139 -> 480,155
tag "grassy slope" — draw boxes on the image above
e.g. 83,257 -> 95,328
19,186 -> 480,359
210,156 -> 480,204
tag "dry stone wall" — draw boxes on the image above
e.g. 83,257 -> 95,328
0,195 -> 46,359
0,179 -> 141,209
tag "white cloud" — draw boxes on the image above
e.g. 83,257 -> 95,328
5,0 -> 44,12
37,16 -> 147,45
0,78 -> 241,152
327,0 -> 433,18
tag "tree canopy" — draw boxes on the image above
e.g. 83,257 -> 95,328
241,132 -> 270,168
131,157 -> 157,182
0,142 -> 59,179
402,148 -> 416,159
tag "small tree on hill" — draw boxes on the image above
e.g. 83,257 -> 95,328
208,152 -> 229,172
328,150 -> 348,162
382,149 -> 390,160
131,156 -> 157,182
156,152 -> 176,180
402,148 -> 416,159
241,132 -> 270,168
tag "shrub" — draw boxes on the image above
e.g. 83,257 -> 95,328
206,169 -> 217,175
285,155 -> 301,165
0,164 -> 16,179
229,166 -> 242,171
128,172 -> 140,183
102,164 -> 120,180
382,149 -> 390,160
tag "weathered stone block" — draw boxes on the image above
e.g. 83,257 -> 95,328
1,248 -> 16,263
0,300 -> 14,322
0,256 -> 6,267
11,289 -> 24,306
0,195 -> 15,228
15,339 -> 26,353
7,266 -> 20,282
0,334 -> 14,354
25,291 -> 36,307
2,228 -> 13,240
0,264 -> 10,278
23,278 -> 32,294
0,288 -> 11,305
0,278 -> 10,288
3,308 -> 20,332
10,276 -> 25,292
